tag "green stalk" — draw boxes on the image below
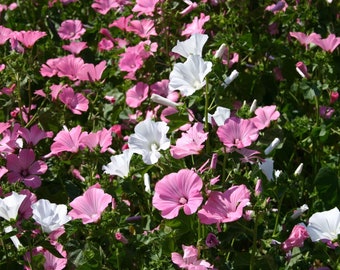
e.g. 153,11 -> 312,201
250,215 -> 258,270
204,80 -> 210,153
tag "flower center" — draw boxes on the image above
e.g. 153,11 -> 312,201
193,80 -> 201,89
150,143 -> 159,152
179,197 -> 187,205
21,169 -> 29,177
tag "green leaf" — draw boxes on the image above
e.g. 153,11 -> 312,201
314,167 -> 339,208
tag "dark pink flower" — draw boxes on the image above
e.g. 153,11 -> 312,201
115,232 -> 128,244
58,20 -> 86,40
77,60 -> 107,82
7,149 -> 47,188
62,41 -> 88,54
69,184 -> 112,224
217,117 -> 259,149
132,0 -> 159,16
171,245 -> 213,269
126,82 -> 149,108
282,223 -> 309,252
18,124 -> 53,147
198,185 -> 251,225
59,87 -> 89,115
205,233 -> 219,248
182,13 -> 210,36
319,106 -> 335,119
152,169 -> 203,219
296,61 -> 311,79
330,91 -> 339,104
18,189 -> 37,220
265,0 -> 288,13
170,122 -> 208,159
48,126 -> 87,156
251,105 -> 280,130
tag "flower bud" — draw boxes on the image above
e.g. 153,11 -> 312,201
296,62 -> 311,79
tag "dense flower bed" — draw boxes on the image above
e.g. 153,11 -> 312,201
0,0 -> 339,269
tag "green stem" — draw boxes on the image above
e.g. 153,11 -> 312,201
272,191 -> 285,237
250,215 -> 258,270
222,148 -> 228,181
204,81 -> 210,153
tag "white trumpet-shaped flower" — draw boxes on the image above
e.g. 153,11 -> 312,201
102,149 -> 133,178
128,119 -> 170,165
0,191 -> 26,221
171,33 -> 208,58
306,207 -> 340,242
169,55 -> 212,96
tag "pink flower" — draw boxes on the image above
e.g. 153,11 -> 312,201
170,122 -> 208,159
132,0 -> 159,16
126,82 -> 149,108
69,184 -> 112,224
0,25 -> 13,45
312,33 -> 340,53
62,41 -> 88,54
58,20 -> 86,40
10,30 -> 47,48
289,32 -> 321,49
282,223 -> 309,252
77,60 -> 107,82
109,15 -> 133,31
182,13 -> 210,36
48,126 -> 87,156
265,0 -> 288,13
330,91 -> 339,104
126,19 -> 157,39
180,0 -> 198,16
18,189 -> 37,220
319,106 -> 335,119
251,105 -> 280,130
81,128 -> 112,153
171,245 -> 213,269
58,87 -> 89,115
18,124 -> 53,147
152,169 -> 203,219
6,149 -> 48,188
53,55 -> 85,80
92,0 -> 130,15
217,117 -> 259,149
296,61 -> 311,79
43,243 -> 67,270
98,38 -> 114,51
115,232 -> 128,244
198,185 -> 251,225
205,233 -> 219,248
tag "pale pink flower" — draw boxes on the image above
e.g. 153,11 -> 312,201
81,128 -> 112,153
181,13 -> 210,36
132,0 -> 159,16
69,184 -> 112,224
77,60 -> 107,82
43,243 -> 67,270
180,0 -> 198,16
109,15 -> 133,31
18,124 -> 53,147
40,57 -> 60,77
265,0 -> 288,13
312,33 -> 340,53
10,30 -> 47,48
56,55 -> 86,80
198,184 -> 251,225
282,223 -> 309,252
126,82 -> 149,108
7,149 -> 47,188
58,19 -> 86,40
126,19 -> 157,39
92,0 -> 131,15
62,41 -> 88,54
171,245 -> 213,269
152,169 -> 203,219
217,117 -> 259,149
170,122 -> 208,159
58,87 -> 89,115
48,126 -> 87,156
289,32 -> 321,49
0,25 -> 13,45
251,105 -> 280,130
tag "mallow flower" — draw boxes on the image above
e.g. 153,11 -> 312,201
0,191 -> 26,221
171,33 -> 208,58
31,199 -> 71,234
102,149 -> 133,178
128,119 -> 170,165
306,207 -> 340,242
169,55 -> 212,96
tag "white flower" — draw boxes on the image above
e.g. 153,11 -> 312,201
4,225 -> 22,250
214,43 -> 227,59
0,191 -> 26,221
169,55 -> 212,96
31,199 -> 71,234
259,158 -> 274,181
143,173 -> 151,193
171,33 -> 208,58
264,138 -> 280,155
294,163 -> 303,176
151,93 -> 180,108
306,207 -> 340,242
291,204 -> 309,219
222,70 -> 239,88
207,106 -> 231,126
102,149 -> 133,178
128,119 -> 170,165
